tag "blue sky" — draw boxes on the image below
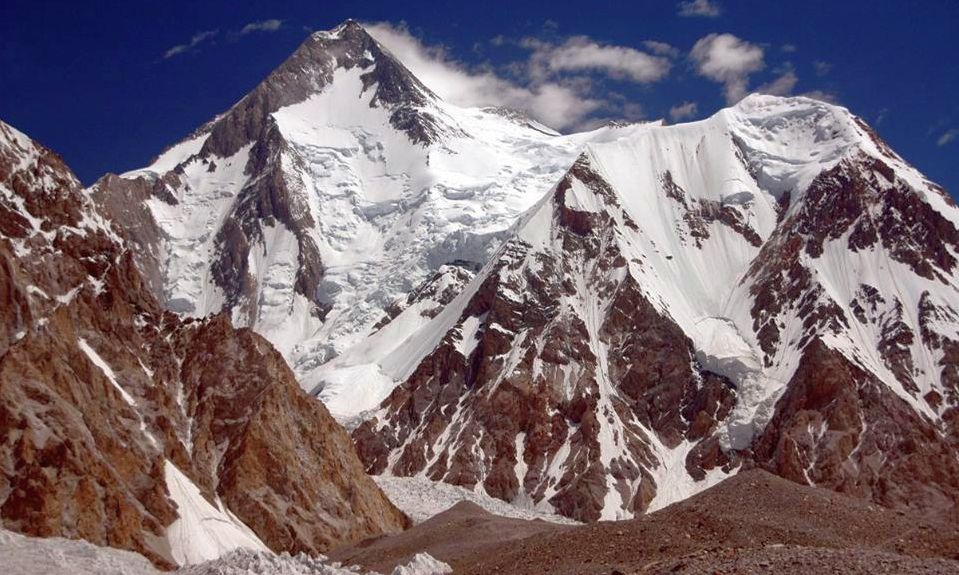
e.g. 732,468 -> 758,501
2,0 -> 956,194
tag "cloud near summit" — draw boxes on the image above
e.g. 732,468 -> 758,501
365,22 -> 672,131
691,33 -> 766,103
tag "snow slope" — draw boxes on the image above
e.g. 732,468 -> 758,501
163,461 -> 270,565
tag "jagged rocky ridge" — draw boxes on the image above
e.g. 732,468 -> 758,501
92,19 -> 959,524
0,120 -> 408,568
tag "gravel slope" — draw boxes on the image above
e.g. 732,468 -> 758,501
335,469 -> 959,574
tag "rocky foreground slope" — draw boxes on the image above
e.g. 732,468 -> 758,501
0,120 -> 407,567
335,469 -> 959,575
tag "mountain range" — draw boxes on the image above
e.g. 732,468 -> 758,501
2,18 -> 958,572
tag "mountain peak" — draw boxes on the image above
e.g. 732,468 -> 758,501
312,18 -> 369,40
198,20 -> 438,158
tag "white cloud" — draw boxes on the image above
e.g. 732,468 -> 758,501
678,0 -> 722,17
163,20 -> 281,60
813,60 -> 832,76
669,101 -> 699,121
690,33 -> 765,103
758,70 -> 798,96
801,90 -> 839,104
781,43 -> 798,53
938,129 -> 959,147
240,19 -> 283,35
365,22 -> 602,130
163,30 -> 218,59
875,107 -> 889,126
643,40 -> 681,58
525,36 -> 671,83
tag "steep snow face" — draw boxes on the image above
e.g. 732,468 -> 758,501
272,68 -> 641,411
129,142 -> 249,317
354,94 -> 959,522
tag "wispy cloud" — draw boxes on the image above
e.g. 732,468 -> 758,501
802,90 -> 839,103
781,43 -> 798,53
523,36 -> 672,84
678,0 -> 722,17
691,33 -> 765,103
366,22 -> 671,131
163,19 -> 282,59
813,60 -> 832,76
643,40 -> 681,59
240,19 -> 283,35
758,68 -> 798,97
669,101 -> 699,121
875,107 -> 889,126
163,29 -> 218,59
938,128 -> 959,147
366,22 -> 600,130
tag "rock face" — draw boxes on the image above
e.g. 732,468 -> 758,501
353,96 -> 959,522
0,120 -> 407,567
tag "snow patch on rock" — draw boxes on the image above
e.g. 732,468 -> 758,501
163,461 -> 269,565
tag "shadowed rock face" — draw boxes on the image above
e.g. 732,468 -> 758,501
0,120 -> 408,567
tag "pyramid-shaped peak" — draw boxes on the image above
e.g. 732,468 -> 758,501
197,19 -> 439,158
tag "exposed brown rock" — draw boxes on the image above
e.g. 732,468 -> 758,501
0,120 -> 407,567
753,339 -> 959,521
660,170 -> 762,248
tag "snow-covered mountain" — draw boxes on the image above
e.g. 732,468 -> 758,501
93,20 -> 654,417
94,20 -> 959,523
354,94 -> 959,520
